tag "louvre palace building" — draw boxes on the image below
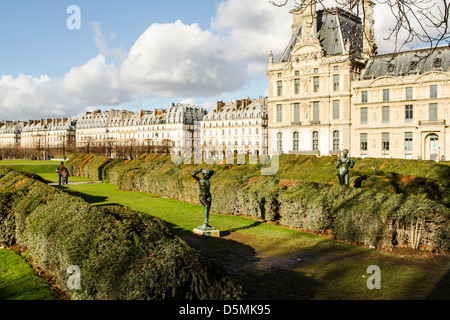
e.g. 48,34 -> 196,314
267,0 -> 449,161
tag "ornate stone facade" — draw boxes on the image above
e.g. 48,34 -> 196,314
267,1 -> 449,161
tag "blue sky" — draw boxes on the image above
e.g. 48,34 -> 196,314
0,0 -> 443,121
0,0 -> 293,121
0,1 -> 220,77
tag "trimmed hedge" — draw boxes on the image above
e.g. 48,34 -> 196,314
0,167 -> 242,300
66,153 -> 450,252
65,154 -> 113,181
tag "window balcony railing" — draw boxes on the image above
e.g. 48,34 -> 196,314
419,120 -> 446,126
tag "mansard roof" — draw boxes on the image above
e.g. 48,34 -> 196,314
203,99 -> 268,121
279,8 -> 363,63
360,46 -> 450,80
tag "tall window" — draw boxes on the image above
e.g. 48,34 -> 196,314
333,74 -> 339,91
293,132 -> 299,151
313,102 -> 320,121
382,106 -> 390,123
295,79 -> 300,94
361,107 -> 368,124
277,132 -> 282,152
313,76 -> 319,92
406,87 -> 413,100
429,103 -> 438,121
430,85 -> 437,98
430,134 -> 439,151
405,105 -> 413,122
333,130 -> 340,151
383,89 -> 390,102
362,91 -> 368,103
333,100 -> 339,120
312,131 -> 319,151
277,104 -> 282,122
382,132 -> 390,151
294,103 -> 300,122
360,133 -> 368,151
277,81 -> 283,96
404,132 -> 413,151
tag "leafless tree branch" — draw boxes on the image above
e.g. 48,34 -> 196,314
270,0 -> 449,54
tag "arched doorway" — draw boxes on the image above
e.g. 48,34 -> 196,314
424,133 -> 439,161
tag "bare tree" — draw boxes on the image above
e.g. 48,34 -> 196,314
270,0 -> 449,54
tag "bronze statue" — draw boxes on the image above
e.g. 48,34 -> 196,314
192,169 -> 215,230
336,149 -> 355,186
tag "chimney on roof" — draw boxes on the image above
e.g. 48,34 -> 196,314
362,0 -> 377,58
236,99 -> 242,110
216,101 -> 225,112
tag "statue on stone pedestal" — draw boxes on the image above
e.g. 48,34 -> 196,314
336,149 -> 355,187
192,169 -> 215,230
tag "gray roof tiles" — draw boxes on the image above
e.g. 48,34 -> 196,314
360,46 -> 450,79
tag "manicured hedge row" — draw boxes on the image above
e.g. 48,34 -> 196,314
66,154 -> 450,252
64,154 -> 113,181
0,167 -> 242,300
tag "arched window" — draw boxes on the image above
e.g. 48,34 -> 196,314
333,130 -> 340,151
293,131 -> 299,151
277,132 -> 283,152
312,131 -> 319,151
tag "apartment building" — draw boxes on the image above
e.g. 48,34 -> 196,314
0,121 -> 25,148
201,99 -> 269,158
76,103 -> 207,157
21,118 -> 76,151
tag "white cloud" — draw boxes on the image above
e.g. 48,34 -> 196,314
201,101 -> 216,112
0,0 -> 292,120
90,21 -> 127,62
211,0 -> 292,74
120,19 -> 248,98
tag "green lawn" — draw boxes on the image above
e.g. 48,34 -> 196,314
56,179 -> 450,300
1,161 -> 449,300
0,249 -> 57,300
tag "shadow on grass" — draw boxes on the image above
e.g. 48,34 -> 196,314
178,230 -> 318,300
220,221 -> 264,237
56,186 -> 109,204
427,269 -> 450,300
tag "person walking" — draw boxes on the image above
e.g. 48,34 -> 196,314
57,162 -> 65,186
61,167 -> 70,185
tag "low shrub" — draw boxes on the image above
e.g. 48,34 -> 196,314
0,167 -> 242,300
66,154 -> 450,252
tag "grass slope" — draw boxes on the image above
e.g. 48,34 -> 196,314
0,249 -> 57,300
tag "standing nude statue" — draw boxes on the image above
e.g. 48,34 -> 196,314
336,149 -> 355,187
192,169 -> 215,230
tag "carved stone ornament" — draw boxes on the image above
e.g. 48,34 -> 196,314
433,58 -> 442,69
